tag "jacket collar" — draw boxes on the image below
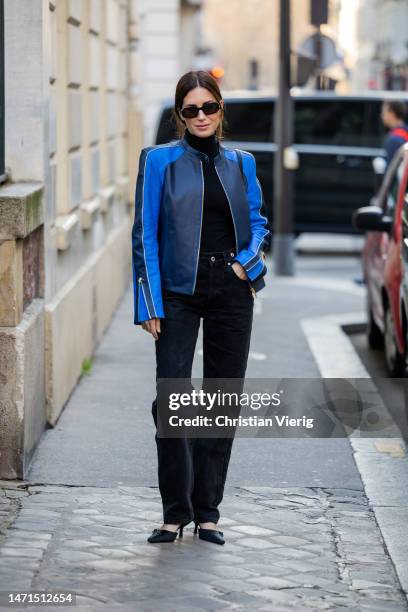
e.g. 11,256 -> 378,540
180,133 -> 225,163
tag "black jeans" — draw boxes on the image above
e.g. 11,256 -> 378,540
151,248 -> 254,524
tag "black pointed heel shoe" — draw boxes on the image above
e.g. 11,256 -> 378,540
147,521 -> 189,543
194,521 -> 225,545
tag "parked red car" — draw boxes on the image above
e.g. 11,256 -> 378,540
353,143 -> 408,376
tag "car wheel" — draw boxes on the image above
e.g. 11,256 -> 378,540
367,306 -> 383,349
384,304 -> 406,377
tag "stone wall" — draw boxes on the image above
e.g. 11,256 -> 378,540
0,183 -> 45,478
0,0 -> 137,478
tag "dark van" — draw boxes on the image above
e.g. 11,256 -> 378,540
154,90 -> 408,235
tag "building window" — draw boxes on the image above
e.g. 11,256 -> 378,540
0,0 -> 5,182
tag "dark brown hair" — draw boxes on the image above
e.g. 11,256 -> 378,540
383,100 -> 407,121
173,70 -> 226,140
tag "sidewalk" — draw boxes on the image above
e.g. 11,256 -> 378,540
1,255 -> 407,611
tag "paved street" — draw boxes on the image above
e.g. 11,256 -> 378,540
0,483 -> 406,611
1,254 -> 408,611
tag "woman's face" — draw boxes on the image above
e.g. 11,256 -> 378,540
180,86 -> 223,138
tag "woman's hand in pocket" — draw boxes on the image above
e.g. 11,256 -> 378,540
231,262 -> 248,280
141,317 -> 161,340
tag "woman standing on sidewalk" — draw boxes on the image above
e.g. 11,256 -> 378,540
132,70 -> 270,545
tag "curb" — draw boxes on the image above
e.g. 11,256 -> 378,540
301,311 -> 408,601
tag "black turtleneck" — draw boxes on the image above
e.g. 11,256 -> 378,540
184,129 -> 236,253
184,127 -> 219,157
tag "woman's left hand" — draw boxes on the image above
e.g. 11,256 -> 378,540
231,262 -> 248,280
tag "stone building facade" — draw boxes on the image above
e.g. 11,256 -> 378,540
0,0 -> 198,479
200,0 -> 342,91
331,0 -> 408,92
353,0 -> 408,91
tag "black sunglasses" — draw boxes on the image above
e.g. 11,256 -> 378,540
180,101 -> 221,119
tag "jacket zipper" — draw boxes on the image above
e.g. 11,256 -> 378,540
138,276 -> 153,319
214,163 -> 239,254
192,160 -> 205,293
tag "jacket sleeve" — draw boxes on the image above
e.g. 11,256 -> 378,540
131,147 -> 165,325
233,151 -> 271,281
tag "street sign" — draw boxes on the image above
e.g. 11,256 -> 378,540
294,53 -> 317,87
298,32 -> 342,70
311,0 -> 328,26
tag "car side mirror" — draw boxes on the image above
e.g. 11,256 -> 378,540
352,205 -> 393,233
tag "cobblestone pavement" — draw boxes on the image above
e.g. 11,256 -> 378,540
0,483 -> 407,611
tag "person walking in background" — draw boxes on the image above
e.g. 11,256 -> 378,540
131,70 -> 270,545
381,100 -> 408,167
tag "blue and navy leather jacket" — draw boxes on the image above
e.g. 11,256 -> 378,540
131,133 -> 271,325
